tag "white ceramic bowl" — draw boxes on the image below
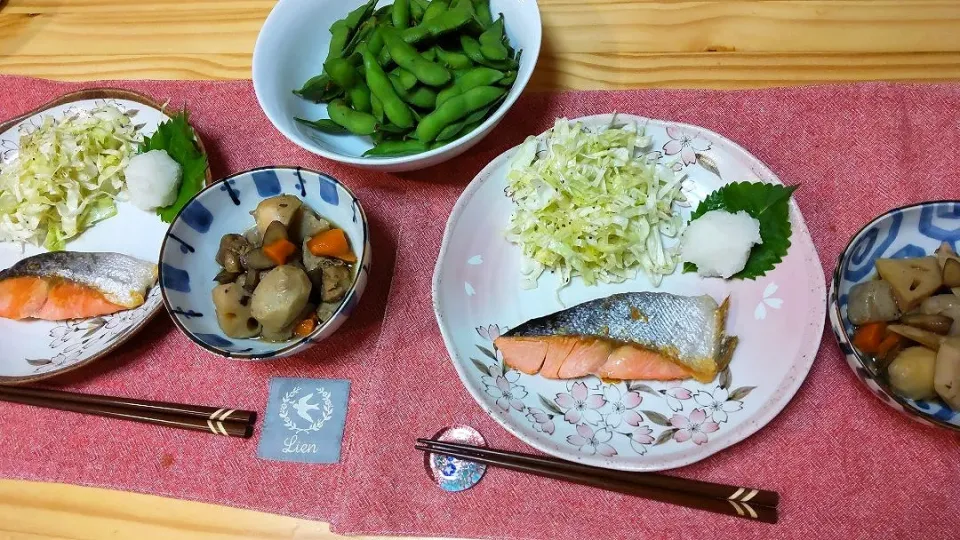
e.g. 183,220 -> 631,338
159,167 -> 371,360
253,0 -> 542,172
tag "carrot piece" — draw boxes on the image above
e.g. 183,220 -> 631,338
876,333 -> 902,358
307,229 -> 357,262
294,316 -> 317,337
852,322 -> 887,354
263,238 -> 297,265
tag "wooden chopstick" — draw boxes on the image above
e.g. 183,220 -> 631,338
418,438 -> 778,508
0,385 -> 256,424
416,440 -> 777,524
0,386 -> 255,438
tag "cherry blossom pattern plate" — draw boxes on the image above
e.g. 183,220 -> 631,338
0,89 -> 211,384
433,114 -> 826,471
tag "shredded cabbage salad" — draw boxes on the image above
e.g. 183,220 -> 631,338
506,117 -> 687,288
0,105 -> 141,250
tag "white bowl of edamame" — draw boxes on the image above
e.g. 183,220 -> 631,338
253,0 -> 542,172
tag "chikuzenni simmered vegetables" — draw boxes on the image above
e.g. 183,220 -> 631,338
505,117 -> 686,289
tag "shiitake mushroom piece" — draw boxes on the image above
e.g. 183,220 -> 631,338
262,220 -> 290,246
216,234 -> 252,273
240,221 -> 294,271
241,247 -> 278,270
214,269 -> 241,284
899,313 -> 954,335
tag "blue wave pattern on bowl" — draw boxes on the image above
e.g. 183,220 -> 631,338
159,167 -> 371,360
830,201 -> 960,430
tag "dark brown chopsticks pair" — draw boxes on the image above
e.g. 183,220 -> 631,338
0,385 -> 256,438
416,438 -> 778,523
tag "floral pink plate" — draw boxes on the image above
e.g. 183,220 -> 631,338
433,114 -> 826,471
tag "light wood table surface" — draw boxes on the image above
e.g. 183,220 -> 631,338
1,0 -> 959,539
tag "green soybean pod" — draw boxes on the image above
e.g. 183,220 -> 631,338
364,139 -> 429,157
341,0 -> 378,31
473,0 -> 494,27
434,46 -> 473,69
461,34 -> 517,69
327,99 -> 379,135
347,79 -> 372,113
295,117 -> 350,135
478,14 -> 508,61
370,92 -> 384,123
411,0 -> 428,23
294,73 -> 333,102
422,47 -> 438,62
382,29 -> 451,87
361,45 -> 415,129
364,27 -> 385,56
323,57 -> 357,89
423,0 -> 449,21
435,66 -> 504,106
389,75 -> 435,109
326,22 -> 351,63
434,119 -> 467,142
390,67 -> 419,90
401,2 -> 474,44
499,71 -> 517,86
393,0 -> 410,29
416,85 -> 505,142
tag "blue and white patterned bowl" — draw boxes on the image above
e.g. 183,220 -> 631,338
159,167 -> 371,360
829,201 -> 960,431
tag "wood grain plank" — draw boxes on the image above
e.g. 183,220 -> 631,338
0,480 -> 351,540
2,1 -> 960,57
2,51 -> 960,89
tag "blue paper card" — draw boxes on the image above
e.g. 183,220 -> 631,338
257,378 -> 351,464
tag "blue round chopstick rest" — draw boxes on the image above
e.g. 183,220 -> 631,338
427,425 -> 487,492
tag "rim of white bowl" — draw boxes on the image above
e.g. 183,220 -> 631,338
159,166 -> 371,360
252,0 -> 543,168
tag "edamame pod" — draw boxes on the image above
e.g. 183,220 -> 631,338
364,139 -> 429,157
295,117 -> 350,135
478,14 -> 508,61
434,46 -> 473,69
411,0 -> 428,23
340,0 -> 378,32
389,77 -> 438,109
416,85 -> 505,142
390,67 -> 419,90
460,35 -> 518,69
326,22 -> 351,63
402,2 -> 474,44
323,57 -> 358,89
423,0 -> 449,22
347,79 -> 372,113
473,0 -> 494,27
435,119 -> 467,142
383,29 -> 451,87
393,0 -> 410,29
294,74 -> 334,102
370,93 -> 384,123
327,99 -> 379,135
499,71 -> 517,86
361,46 -> 415,129
435,67 -> 504,106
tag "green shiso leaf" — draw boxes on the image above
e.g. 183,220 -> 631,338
141,110 -> 208,223
684,182 -> 798,280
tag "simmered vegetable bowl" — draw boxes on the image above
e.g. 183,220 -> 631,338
846,242 -> 960,411
210,195 -> 358,343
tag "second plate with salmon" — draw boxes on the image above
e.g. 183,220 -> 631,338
433,114 -> 826,471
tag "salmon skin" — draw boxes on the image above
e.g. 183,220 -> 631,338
0,252 -> 158,321
495,292 -> 737,383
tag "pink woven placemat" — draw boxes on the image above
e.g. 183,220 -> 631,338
1,76 -> 959,539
